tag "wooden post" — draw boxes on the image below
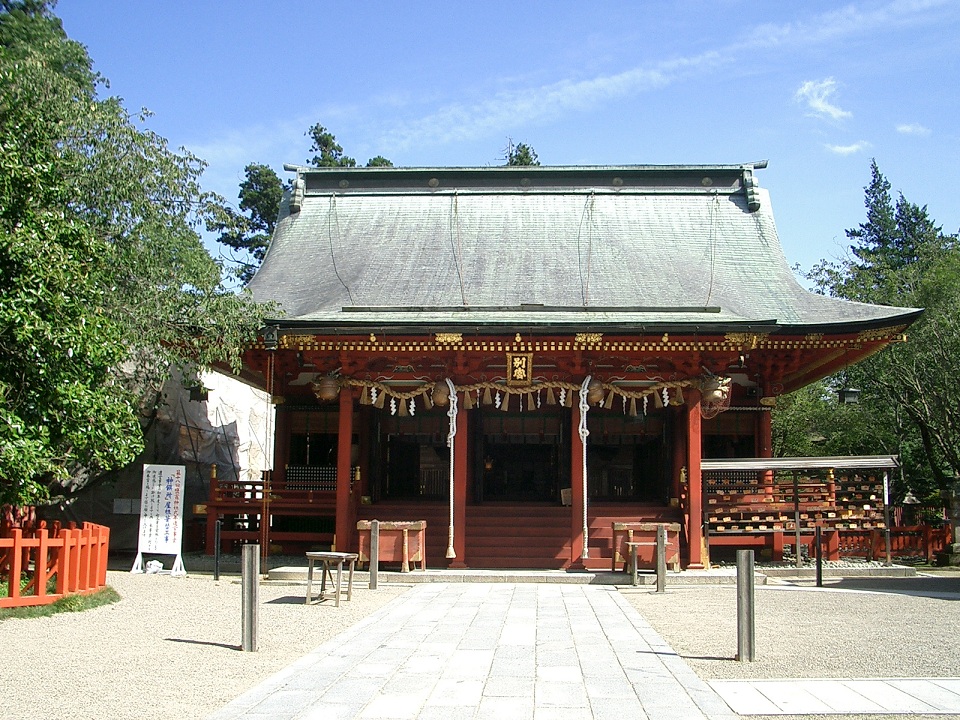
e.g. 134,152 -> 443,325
793,474 -> 802,569
273,407 -> 291,488
570,404 -> 586,568
671,413 -> 686,506
369,520 -> 379,589
81,523 -> 93,591
826,529 -> 840,561
736,550 -> 756,662
335,388 -> 355,554
241,544 -> 259,652
9,529 -> 22,601
686,394 -> 704,569
656,524 -> 667,593
758,408 -> 774,497
55,526 -> 69,596
35,529 -> 49,601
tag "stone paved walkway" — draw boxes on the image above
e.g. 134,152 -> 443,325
207,583 -> 736,720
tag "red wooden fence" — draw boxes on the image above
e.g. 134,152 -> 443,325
836,525 -> 950,563
0,522 -> 111,608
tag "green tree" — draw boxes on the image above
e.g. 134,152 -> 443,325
807,161 -> 959,507
365,155 -> 394,167
504,139 -> 540,166
307,123 -> 357,167
207,163 -> 285,283
0,1 -> 269,506
213,125 -> 392,282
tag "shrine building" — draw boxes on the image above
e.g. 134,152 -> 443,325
210,163 -> 920,570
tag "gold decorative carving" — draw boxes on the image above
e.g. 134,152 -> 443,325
506,352 -> 534,386
857,325 -> 907,343
435,332 -> 463,345
805,333 -> 824,342
574,332 -> 603,344
724,332 -> 769,349
279,334 -> 316,349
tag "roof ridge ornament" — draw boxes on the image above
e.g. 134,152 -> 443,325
288,176 -> 305,213
742,167 -> 761,212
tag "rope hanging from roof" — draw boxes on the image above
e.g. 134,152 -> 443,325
444,378 -> 458,559
578,376 -> 591,560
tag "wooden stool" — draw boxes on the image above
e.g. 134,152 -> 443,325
305,551 -> 358,607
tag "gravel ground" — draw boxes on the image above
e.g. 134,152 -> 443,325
3,564 -> 958,720
0,570 -> 409,720
622,571 -> 960,720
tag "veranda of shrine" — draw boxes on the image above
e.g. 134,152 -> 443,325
206,163 -> 923,571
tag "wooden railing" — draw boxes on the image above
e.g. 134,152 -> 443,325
0,522 -> 110,608
210,466 -> 345,507
836,525 -> 950,563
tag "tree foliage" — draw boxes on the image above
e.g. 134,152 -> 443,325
504,139 -> 540,166
212,124 -> 392,282
803,160 -> 960,505
0,1 -> 269,506
206,163 -> 284,283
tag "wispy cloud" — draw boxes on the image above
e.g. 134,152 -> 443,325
378,52 -> 726,151
795,78 -> 852,121
897,122 -> 931,136
825,141 -> 870,155
186,0 -> 950,180
743,0 -> 954,51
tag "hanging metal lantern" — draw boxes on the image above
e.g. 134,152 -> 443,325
431,380 -> 450,407
838,387 -> 860,404
586,378 -> 605,405
314,375 -> 340,402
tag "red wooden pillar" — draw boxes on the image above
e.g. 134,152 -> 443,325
758,406 -> 774,496
335,388 -> 355,553
771,530 -> 784,561
273,406 -> 291,486
686,393 -> 705,569
449,404 -> 469,568
570,404 -> 586,568
671,409 -> 686,506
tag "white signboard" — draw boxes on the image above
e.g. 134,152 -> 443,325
131,464 -> 187,576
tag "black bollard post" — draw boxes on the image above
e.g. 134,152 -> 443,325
214,519 -> 221,581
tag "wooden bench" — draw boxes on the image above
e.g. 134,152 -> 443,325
612,522 -> 681,572
356,520 -> 427,572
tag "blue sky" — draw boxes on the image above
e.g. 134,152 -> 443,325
56,1 -> 959,278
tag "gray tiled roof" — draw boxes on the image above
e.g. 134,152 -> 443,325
248,165 -> 919,334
